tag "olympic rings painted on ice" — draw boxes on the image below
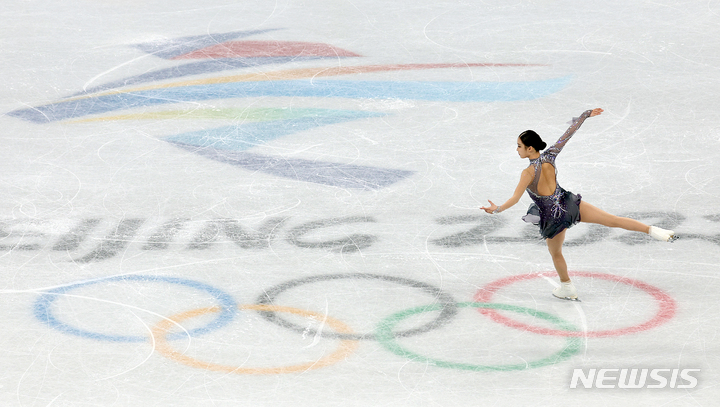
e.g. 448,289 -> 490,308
376,302 -> 582,371
32,271 -> 677,374
33,275 -> 238,342
151,304 -> 360,375
255,273 -> 458,341
473,271 -> 677,338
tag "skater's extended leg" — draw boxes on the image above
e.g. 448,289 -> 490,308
579,201 -> 676,241
546,229 -> 569,282
579,201 -> 650,233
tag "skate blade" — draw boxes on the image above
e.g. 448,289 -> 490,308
668,235 -> 679,243
553,294 -> 581,302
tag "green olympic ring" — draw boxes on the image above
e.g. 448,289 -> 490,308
376,302 -> 582,372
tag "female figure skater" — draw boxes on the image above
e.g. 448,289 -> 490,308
480,108 -> 676,301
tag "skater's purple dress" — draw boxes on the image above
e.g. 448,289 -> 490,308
522,110 -> 592,239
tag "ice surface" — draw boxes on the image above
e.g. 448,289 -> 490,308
1,0 -> 719,406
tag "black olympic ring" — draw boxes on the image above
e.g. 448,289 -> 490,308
254,273 -> 459,341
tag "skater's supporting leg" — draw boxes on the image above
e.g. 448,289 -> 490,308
579,201 -> 650,233
546,229 -> 569,282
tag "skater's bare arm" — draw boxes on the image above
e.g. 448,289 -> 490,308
481,170 -> 533,214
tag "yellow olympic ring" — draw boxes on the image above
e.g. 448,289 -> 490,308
150,304 -> 359,375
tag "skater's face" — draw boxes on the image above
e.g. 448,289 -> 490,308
517,138 -> 535,158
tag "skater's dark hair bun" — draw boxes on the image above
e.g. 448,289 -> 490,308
519,130 -> 547,151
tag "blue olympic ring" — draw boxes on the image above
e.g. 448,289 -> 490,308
33,275 -> 238,342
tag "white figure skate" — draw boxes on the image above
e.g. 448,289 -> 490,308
552,281 -> 580,302
649,226 -> 678,242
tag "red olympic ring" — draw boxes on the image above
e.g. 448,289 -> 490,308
473,271 -> 676,338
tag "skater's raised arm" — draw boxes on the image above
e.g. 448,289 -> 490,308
545,108 -> 603,160
480,169 -> 533,214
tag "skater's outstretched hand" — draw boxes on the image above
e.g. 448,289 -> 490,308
590,108 -> 603,117
480,200 -> 499,214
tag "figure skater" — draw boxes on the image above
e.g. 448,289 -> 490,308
480,108 -> 676,301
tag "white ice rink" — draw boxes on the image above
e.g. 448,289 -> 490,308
2,0 -> 719,405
